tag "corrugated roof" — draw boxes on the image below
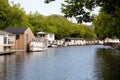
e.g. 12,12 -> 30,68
5,27 -> 28,34
0,30 -> 13,35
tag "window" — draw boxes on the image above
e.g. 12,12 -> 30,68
16,35 -> 19,40
26,34 -> 29,43
49,34 -> 53,38
4,37 -> 7,44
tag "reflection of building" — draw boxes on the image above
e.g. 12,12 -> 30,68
0,54 -> 16,80
0,30 -> 15,52
5,27 -> 35,51
0,52 -> 26,80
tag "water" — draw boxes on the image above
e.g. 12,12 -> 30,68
0,45 -> 120,80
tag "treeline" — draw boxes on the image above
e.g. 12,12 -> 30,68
93,8 -> 120,39
0,0 -> 96,40
27,13 -> 96,40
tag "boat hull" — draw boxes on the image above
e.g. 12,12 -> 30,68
29,39 -> 48,52
29,47 -> 47,52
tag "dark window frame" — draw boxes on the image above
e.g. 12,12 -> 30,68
16,35 -> 20,40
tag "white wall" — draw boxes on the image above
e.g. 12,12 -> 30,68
47,34 -> 55,41
0,35 -> 4,52
0,35 -> 4,45
67,39 -> 86,46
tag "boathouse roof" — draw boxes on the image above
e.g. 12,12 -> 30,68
0,30 -> 13,35
36,32 -> 54,35
65,37 -> 85,40
5,27 -> 28,34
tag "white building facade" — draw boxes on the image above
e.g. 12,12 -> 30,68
36,32 -> 55,40
36,32 -> 55,46
0,30 -> 15,52
65,37 -> 86,46
104,38 -> 120,43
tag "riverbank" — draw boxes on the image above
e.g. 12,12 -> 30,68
108,43 -> 120,50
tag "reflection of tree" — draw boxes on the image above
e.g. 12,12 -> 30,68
0,54 -> 17,80
0,56 -> 7,80
0,52 -> 32,80
95,48 -> 120,80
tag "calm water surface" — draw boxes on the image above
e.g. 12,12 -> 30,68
0,45 -> 120,80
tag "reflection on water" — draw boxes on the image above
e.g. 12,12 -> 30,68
95,48 -> 120,80
0,45 -> 120,80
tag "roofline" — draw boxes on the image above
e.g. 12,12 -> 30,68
65,37 -> 85,40
36,32 -> 54,35
0,30 -> 13,35
5,27 -> 29,34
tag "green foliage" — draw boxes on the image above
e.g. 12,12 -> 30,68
0,1 -> 29,29
44,0 -> 55,4
45,0 -> 120,24
0,0 -> 96,40
0,0 -> 11,29
9,2 -> 29,27
27,13 -> 96,40
27,12 -> 46,33
61,0 -> 93,23
93,8 -> 120,39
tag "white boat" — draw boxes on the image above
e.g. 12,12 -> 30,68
29,38 -> 48,52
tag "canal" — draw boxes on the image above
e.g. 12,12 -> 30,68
0,45 -> 120,80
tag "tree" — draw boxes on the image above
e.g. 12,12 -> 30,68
45,0 -> 120,23
27,12 -> 46,33
27,13 -> 96,40
0,1 -> 29,29
93,9 -> 120,39
0,0 -> 11,29
9,2 -> 29,27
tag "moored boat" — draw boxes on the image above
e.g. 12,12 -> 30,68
29,38 -> 48,52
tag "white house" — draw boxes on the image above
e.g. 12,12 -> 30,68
36,32 -> 55,40
104,38 -> 120,44
36,32 -> 55,46
0,30 -> 15,52
65,37 -> 86,46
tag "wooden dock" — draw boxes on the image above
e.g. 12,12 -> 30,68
0,51 -> 15,55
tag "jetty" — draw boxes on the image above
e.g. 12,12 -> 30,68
0,51 -> 15,55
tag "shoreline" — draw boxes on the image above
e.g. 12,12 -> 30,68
107,43 -> 120,50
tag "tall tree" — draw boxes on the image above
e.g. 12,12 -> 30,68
0,1 -> 29,29
9,2 -> 29,27
27,12 -> 46,33
27,13 -> 96,40
0,0 -> 11,29
93,9 -> 120,39
45,0 -> 120,23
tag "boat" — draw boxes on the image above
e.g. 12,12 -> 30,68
29,38 -> 48,52
48,40 -> 58,48
49,44 -> 58,48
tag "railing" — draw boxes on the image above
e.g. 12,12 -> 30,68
8,41 -> 14,44
3,41 -> 14,46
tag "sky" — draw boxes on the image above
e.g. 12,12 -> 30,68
9,0 -> 100,15
8,0 -> 64,15
8,0 -> 100,25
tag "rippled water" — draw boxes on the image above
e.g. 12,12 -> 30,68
0,45 -> 119,80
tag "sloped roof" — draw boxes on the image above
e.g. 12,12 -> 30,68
36,32 -> 54,35
5,27 -> 28,34
65,37 -> 85,40
0,30 -> 13,35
